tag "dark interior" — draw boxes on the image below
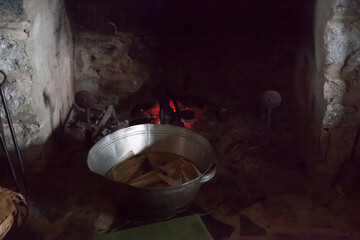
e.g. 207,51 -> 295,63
66,0 -> 314,112
2,0 -> 360,239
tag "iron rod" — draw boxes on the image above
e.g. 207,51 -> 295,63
0,70 -> 28,201
0,130 -> 20,192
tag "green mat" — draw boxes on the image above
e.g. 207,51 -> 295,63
96,214 -> 213,240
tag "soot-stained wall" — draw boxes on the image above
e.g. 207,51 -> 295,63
67,0 -> 315,114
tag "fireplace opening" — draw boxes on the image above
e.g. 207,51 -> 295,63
1,0 -> 360,239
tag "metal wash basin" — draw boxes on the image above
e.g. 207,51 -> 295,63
87,124 -> 216,220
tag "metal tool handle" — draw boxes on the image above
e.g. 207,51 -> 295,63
0,70 -> 28,201
0,69 -> 6,86
199,162 -> 216,183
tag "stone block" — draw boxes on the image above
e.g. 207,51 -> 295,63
75,33 -> 151,104
325,20 -> 360,64
0,0 -> 25,22
0,72 -> 35,124
322,103 -> 355,128
0,33 -> 29,72
1,80 -> 25,113
335,0 -> 360,15
0,21 -> 30,40
324,79 -> 346,103
339,49 -> 360,89
2,122 -> 45,150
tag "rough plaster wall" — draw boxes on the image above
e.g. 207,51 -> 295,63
317,0 -> 360,180
25,0 -> 74,134
303,0 -> 334,175
24,0 -> 74,168
0,0 -> 74,169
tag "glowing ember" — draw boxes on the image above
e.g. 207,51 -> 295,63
169,100 -> 176,112
141,100 -> 203,128
140,103 -> 161,124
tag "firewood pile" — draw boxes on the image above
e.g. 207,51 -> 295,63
0,187 -> 28,240
105,151 -> 202,187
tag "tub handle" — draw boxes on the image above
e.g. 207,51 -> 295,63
200,163 -> 216,183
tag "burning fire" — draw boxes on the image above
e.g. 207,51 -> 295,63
141,103 -> 161,124
169,100 -> 176,112
140,100 -> 202,128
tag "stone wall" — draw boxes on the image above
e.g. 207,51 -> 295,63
74,31 -> 151,105
0,0 -> 74,170
317,0 -> 360,180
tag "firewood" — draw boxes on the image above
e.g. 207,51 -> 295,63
128,171 -> 163,187
106,151 -> 202,187
147,152 -> 173,169
106,151 -> 147,182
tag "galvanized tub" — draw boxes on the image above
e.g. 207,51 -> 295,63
87,124 -> 216,220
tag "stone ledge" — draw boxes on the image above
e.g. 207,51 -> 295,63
0,21 -> 30,40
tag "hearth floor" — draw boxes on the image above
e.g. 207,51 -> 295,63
4,97 -> 360,240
